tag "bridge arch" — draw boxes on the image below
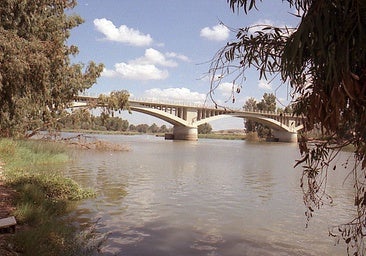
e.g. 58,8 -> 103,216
130,106 -> 190,127
196,113 -> 299,133
73,96 -> 302,142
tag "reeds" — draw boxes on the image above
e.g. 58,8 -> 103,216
0,138 -> 96,255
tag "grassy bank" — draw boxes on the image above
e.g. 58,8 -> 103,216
0,139 -> 95,256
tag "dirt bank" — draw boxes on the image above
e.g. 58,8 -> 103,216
0,161 -> 17,256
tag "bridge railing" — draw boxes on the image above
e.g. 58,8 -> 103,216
77,94 -> 298,117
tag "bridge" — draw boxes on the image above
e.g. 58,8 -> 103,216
74,96 -> 304,142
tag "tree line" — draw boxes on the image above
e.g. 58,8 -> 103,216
60,108 -> 172,134
61,108 -> 215,135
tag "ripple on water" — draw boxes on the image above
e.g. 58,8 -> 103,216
63,135 -> 352,256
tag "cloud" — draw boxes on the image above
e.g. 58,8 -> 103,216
258,79 -> 272,90
94,18 -> 153,46
200,24 -> 230,41
102,64 -> 168,81
217,82 -> 234,98
102,48 -> 188,81
131,48 -> 178,67
248,19 -> 294,36
165,52 -> 190,62
143,87 -> 206,103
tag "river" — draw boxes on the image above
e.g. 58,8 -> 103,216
62,134 -> 355,255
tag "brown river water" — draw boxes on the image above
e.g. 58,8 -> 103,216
62,134 -> 355,255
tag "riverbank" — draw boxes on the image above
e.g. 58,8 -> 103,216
0,161 -> 16,256
0,139 -> 95,255
62,128 -> 249,141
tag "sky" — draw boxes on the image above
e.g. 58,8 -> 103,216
68,0 -> 299,130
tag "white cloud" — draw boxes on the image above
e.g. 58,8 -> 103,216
131,48 -> 177,67
258,79 -> 272,90
102,48 -> 189,81
248,19 -> 294,36
102,64 -> 168,81
200,24 -> 230,41
143,87 -> 206,104
165,52 -> 190,62
93,18 -> 153,46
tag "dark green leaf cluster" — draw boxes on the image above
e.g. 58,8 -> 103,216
0,0 -> 104,137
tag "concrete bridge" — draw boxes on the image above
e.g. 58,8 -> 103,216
74,96 -> 303,142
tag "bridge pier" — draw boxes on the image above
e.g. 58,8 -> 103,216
273,130 -> 298,143
169,126 -> 198,141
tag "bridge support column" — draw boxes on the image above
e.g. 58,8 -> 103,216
273,130 -> 298,143
172,126 -> 198,141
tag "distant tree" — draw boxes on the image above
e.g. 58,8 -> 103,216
96,90 -> 130,115
148,123 -> 159,133
105,117 -> 123,131
129,124 -> 136,132
243,97 -> 257,111
211,1 -> 366,254
120,119 -> 129,132
256,93 -> 276,112
243,94 -> 275,137
198,123 -> 212,134
136,124 -> 149,133
0,0 -> 104,137
158,125 -> 169,133
243,97 -> 257,133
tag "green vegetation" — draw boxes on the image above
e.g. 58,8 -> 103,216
198,123 -> 213,134
243,93 -> 279,139
60,107 -> 173,134
0,1 -> 104,138
212,1 -> 366,254
0,139 -> 95,255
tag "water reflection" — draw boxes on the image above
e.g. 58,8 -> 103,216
63,135 -> 354,255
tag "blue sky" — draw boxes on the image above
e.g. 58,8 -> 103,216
68,0 -> 298,130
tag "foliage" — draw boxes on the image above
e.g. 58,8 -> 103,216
211,0 -> 366,254
0,138 -> 96,255
96,90 -> 130,115
60,107 -> 172,134
256,93 -> 276,112
198,123 -> 213,134
136,124 -> 149,133
0,0 -> 104,138
243,93 -> 276,137
60,108 -> 130,132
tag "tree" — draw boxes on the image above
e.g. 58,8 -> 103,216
136,124 -> 149,133
256,93 -> 276,112
148,123 -> 160,133
243,97 -> 257,112
158,124 -> 169,133
198,123 -> 212,134
243,97 -> 257,133
210,1 -> 366,254
0,0 -> 104,137
243,94 -> 276,137
129,124 -> 136,132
